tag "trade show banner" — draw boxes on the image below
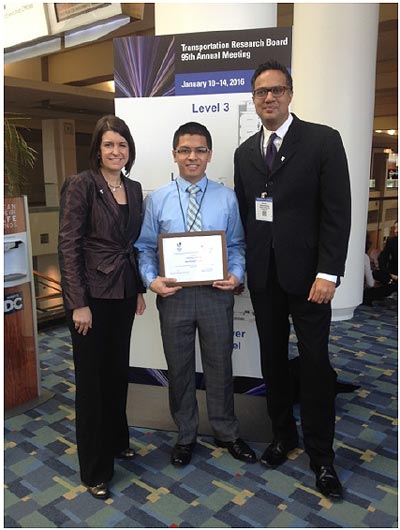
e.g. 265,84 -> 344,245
114,26 -> 291,380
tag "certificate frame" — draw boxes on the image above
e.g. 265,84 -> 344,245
158,230 -> 228,286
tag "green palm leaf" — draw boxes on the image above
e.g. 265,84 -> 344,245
4,115 -> 37,197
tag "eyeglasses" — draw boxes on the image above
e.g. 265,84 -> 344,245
253,86 -> 290,99
174,147 -> 210,156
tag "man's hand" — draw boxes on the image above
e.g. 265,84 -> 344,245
213,273 -> 240,291
308,278 -> 336,304
150,277 -> 182,297
136,293 -> 146,315
72,306 -> 92,336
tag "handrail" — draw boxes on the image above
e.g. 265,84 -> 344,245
33,270 -> 62,286
36,292 -> 63,301
33,270 -> 65,322
33,270 -> 63,302
35,278 -> 62,294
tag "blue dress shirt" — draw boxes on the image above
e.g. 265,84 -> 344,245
135,175 -> 245,288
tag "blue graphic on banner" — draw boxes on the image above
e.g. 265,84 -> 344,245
175,70 -> 253,95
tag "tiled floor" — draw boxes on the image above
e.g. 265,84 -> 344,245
4,298 -> 398,527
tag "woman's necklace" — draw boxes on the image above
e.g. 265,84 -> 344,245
105,179 -> 123,192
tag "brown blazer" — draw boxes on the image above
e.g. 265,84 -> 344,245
58,169 -> 145,310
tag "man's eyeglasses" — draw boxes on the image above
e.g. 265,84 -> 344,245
174,147 -> 210,156
253,86 -> 290,99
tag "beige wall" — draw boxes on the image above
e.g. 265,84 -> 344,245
48,41 -> 114,84
4,57 -> 42,80
29,210 -> 59,256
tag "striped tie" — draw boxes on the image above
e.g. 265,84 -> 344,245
186,184 -> 202,232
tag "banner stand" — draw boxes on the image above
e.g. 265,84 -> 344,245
115,27 -> 291,443
126,383 -> 273,443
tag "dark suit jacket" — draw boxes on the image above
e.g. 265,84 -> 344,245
234,114 -> 351,295
58,169 -> 145,310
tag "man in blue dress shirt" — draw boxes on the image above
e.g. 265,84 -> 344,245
136,122 -> 256,467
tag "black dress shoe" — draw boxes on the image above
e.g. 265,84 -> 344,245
260,439 -> 298,467
215,438 -> 257,463
311,463 -> 343,499
115,448 -> 136,460
86,482 -> 109,500
171,442 -> 196,467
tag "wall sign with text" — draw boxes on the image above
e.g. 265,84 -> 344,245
114,26 -> 291,98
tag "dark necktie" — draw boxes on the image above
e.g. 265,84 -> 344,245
265,132 -> 277,172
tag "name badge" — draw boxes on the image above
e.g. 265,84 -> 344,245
256,197 -> 273,222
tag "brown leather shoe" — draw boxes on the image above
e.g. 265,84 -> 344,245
87,482 -> 109,500
115,448 -> 136,460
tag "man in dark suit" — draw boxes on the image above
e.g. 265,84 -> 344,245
234,60 -> 351,499
377,220 -> 398,282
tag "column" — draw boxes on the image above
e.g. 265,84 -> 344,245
42,119 -> 77,207
291,3 -> 380,320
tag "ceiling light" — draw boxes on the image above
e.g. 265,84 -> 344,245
5,37 -> 61,64
65,16 -> 130,48
374,129 -> 398,136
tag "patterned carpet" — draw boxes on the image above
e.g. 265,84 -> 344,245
4,298 -> 398,528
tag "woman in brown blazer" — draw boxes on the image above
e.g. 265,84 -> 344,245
58,115 -> 146,500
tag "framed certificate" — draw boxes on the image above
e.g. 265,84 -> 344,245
158,230 -> 228,286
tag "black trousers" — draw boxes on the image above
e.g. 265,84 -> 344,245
66,296 -> 137,486
363,282 -> 397,305
250,254 -> 337,465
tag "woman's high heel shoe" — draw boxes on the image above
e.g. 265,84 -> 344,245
86,482 -> 109,499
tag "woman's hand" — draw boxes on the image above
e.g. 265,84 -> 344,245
136,293 -> 146,315
72,306 -> 92,336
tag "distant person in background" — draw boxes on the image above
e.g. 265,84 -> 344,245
58,115 -> 146,500
377,220 -> 398,284
363,233 -> 396,306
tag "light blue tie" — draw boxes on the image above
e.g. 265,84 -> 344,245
186,184 -> 202,232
